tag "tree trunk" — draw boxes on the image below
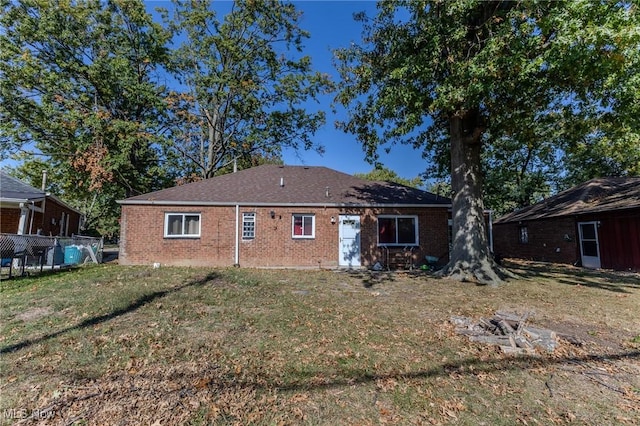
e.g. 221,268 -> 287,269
437,110 -> 508,285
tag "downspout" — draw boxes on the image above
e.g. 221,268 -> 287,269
234,204 -> 240,266
28,201 -> 35,234
17,203 -> 29,235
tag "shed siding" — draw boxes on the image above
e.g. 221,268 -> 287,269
494,208 -> 640,272
579,210 -> 640,272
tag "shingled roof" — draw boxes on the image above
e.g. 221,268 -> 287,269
0,170 -> 46,201
496,177 -> 640,224
118,165 -> 451,207
1,169 -> 82,213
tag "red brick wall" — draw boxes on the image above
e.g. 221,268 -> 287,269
360,207 -> 450,268
493,217 -> 579,264
34,199 -> 82,236
119,204 -> 451,268
239,207 -> 340,268
0,208 -> 20,233
1,200 -> 80,236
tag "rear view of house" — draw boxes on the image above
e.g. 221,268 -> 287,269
493,177 -> 640,272
117,165 -> 452,269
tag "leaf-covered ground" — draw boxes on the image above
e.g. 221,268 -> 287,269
1,261 -> 639,425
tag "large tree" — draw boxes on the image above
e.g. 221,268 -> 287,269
160,0 -> 333,179
0,0 -> 173,234
335,1 -> 640,284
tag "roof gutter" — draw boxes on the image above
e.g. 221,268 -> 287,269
117,200 -> 452,209
1,197 -> 46,204
1,194 -> 82,215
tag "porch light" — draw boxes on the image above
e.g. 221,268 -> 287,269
270,210 -> 276,219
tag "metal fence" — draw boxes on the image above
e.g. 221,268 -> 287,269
0,233 -> 104,278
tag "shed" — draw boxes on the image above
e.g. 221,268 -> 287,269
493,177 -> 640,271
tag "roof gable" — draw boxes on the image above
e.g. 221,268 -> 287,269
119,165 -> 451,207
496,177 -> 640,223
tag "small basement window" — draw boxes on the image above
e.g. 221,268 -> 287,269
164,213 -> 201,238
292,214 -> 315,238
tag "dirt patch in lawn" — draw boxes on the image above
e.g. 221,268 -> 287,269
15,306 -> 54,322
543,320 -> 637,352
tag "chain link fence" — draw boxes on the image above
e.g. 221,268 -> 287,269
1,233 -> 104,278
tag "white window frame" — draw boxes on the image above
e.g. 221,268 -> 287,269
164,212 -> 201,238
292,214 -> 315,239
377,215 -> 419,246
242,212 -> 256,239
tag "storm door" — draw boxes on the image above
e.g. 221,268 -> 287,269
339,215 -> 361,267
578,221 -> 601,269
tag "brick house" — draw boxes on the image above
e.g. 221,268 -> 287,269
117,165 -> 452,269
0,170 -> 82,236
493,177 -> 640,272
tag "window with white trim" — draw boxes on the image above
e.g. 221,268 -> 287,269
242,212 -> 256,239
292,214 -> 315,238
377,215 -> 418,246
164,213 -> 201,238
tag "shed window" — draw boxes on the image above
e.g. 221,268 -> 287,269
519,225 -> 528,244
164,213 -> 201,238
378,215 -> 418,246
292,214 -> 315,238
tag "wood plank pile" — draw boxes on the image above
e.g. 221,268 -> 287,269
450,311 -> 557,354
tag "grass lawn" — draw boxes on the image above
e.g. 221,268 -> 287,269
1,261 -> 639,425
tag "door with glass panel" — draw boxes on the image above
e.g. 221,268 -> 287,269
578,221 -> 601,269
339,215 -> 361,267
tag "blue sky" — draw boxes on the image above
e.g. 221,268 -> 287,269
2,1 -> 431,184
279,1 -> 429,182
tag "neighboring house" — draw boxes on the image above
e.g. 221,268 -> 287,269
493,177 -> 640,272
117,165 -> 452,269
0,170 -> 83,236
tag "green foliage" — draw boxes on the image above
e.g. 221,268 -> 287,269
0,0 -> 173,195
0,0 -> 176,236
6,157 -> 122,237
160,0 -> 333,179
1,0 -> 332,237
354,166 -> 423,188
336,0 -> 640,217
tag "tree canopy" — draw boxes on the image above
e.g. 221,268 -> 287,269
1,0 -> 331,236
159,0 -> 332,180
1,0 -> 173,235
354,166 -> 423,189
335,1 -> 640,284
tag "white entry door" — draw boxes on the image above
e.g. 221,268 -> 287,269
578,221 -> 601,269
339,215 -> 361,267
